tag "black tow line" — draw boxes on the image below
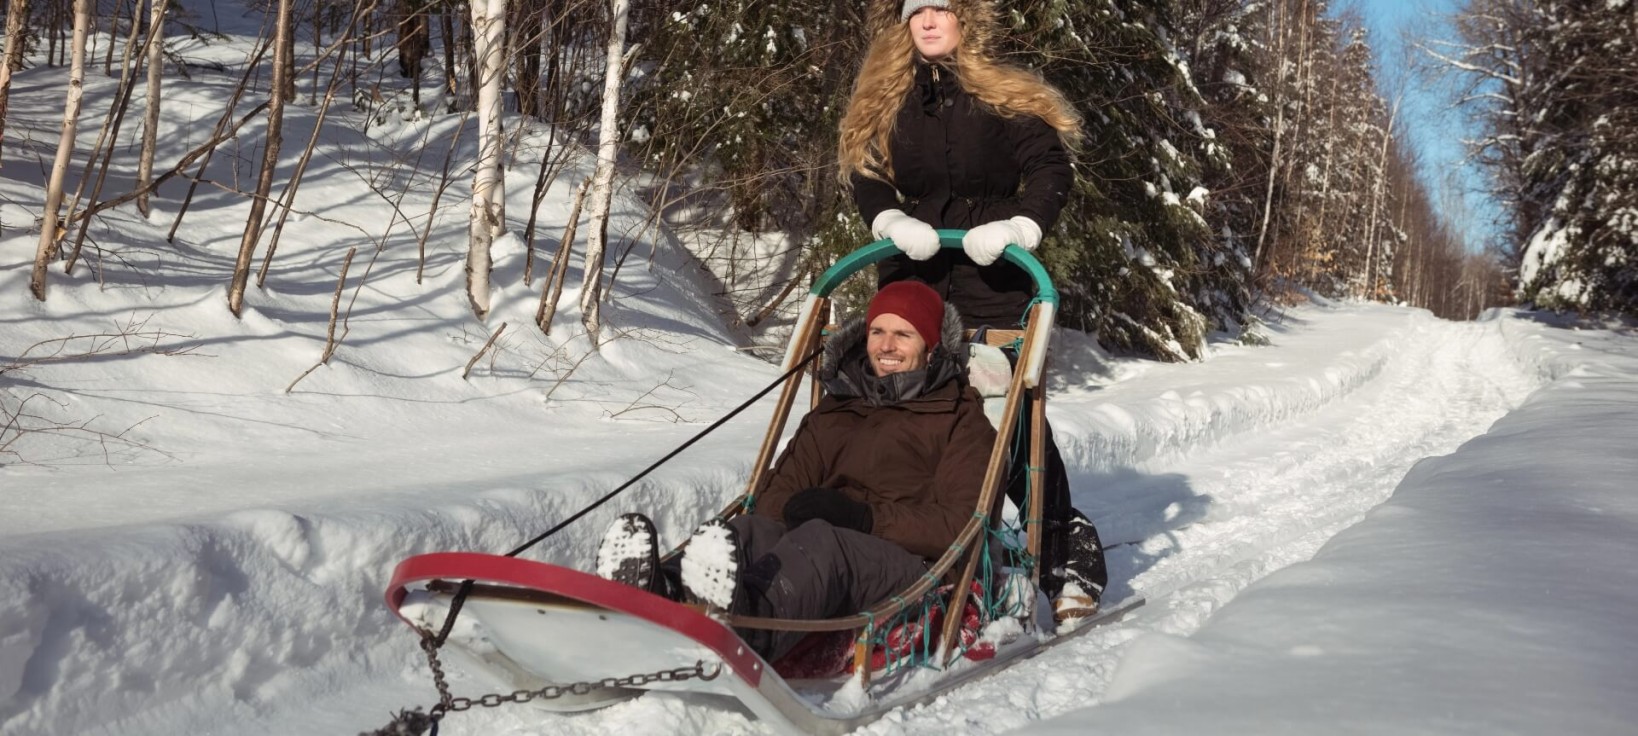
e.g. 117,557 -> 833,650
433,344 -> 823,645
506,344 -> 823,558
367,347 -> 825,736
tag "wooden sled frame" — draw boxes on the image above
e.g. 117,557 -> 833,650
707,235 -> 1060,686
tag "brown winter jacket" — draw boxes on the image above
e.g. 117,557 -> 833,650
750,312 -> 998,560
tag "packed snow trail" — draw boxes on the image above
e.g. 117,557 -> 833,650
853,308 -> 1538,734
0,305 -> 1542,736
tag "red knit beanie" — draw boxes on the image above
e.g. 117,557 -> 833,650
866,280 -> 944,349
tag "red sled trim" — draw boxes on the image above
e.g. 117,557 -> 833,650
385,552 -> 765,686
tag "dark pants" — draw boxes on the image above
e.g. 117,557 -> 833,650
1004,387 -> 1109,598
726,515 -> 928,662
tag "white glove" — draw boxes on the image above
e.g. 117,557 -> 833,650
962,216 -> 1042,266
872,209 -> 941,261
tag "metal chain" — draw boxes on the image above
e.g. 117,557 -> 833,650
418,630 -> 721,720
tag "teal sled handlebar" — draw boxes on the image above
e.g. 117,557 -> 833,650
809,231 -> 1057,307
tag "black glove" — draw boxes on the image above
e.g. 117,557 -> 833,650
782,487 -> 874,534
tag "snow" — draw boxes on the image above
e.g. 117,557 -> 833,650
678,520 -> 739,611
1031,311 -> 1638,735
1520,216 -> 1590,306
5,15 -> 1638,736
595,515 -> 656,581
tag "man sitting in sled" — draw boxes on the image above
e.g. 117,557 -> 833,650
595,279 -> 997,662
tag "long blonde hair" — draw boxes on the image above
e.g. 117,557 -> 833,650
837,1 -> 1083,186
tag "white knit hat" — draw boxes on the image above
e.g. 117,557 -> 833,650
900,0 -> 952,22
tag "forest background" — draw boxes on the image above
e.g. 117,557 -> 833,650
3,0 -> 1634,375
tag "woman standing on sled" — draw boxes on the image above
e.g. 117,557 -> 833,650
837,0 -> 1107,622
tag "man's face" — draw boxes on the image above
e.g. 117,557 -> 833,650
867,312 -> 929,376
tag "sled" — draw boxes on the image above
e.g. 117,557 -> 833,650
385,236 -> 1141,732
388,552 -> 1142,734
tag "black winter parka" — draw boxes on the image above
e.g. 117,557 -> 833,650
852,61 -> 1074,328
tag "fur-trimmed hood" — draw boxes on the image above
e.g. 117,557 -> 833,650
865,0 -> 1001,60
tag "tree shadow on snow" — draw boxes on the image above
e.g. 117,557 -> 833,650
1071,467 -> 1212,603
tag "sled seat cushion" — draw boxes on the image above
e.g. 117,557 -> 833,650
964,329 -> 1022,429
966,342 -> 1013,399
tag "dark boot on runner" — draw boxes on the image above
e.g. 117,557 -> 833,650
596,513 -> 664,595
1053,512 -> 1107,627
681,518 -> 741,612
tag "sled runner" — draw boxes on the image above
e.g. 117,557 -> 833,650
384,236 -> 1144,733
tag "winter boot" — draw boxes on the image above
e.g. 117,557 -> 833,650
596,513 -> 663,595
681,519 -> 741,612
1053,513 -> 1107,627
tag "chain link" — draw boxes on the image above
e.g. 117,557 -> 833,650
418,630 -> 722,720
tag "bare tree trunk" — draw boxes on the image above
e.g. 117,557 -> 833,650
62,7 -> 147,275
285,245 -> 358,393
1252,0 -> 1289,274
395,0 -> 428,107
47,0 -> 58,66
580,0 -> 631,343
166,39 -> 272,242
135,0 -> 168,217
1363,96 -> 1401,298
30,0 -> 90,301
0,0 -> 34,160
512,0 -> 544,118
1399,181 -> 1418,305
309,4 -> 319,104
102,0 -> 121,74
1310,61 -> 1341,288
257,0 -> 376,288
227,0 -> 293,317
416,113 -> 470,283
465,0 -> 507,320
440,7 -> 457,112
537,178 -> 588,333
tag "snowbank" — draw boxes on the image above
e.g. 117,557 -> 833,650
1032,311 -> 1638,734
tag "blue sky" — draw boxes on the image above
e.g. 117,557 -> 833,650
1344,0 -> 1502,253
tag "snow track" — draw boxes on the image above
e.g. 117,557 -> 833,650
853,308 -> 1539,734
0,306 -> 1546,736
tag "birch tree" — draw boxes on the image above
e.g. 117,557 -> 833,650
135,0 -> 168,217
0,0 -> 32,158
466,0 -> 507,320
30,0 -> 89,301
227,0 -> 292,317
578,0 -> 630,343
1253,0 -> 1293,271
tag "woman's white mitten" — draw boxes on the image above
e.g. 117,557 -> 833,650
962,216 -> 1042,266
872,209 -> 941,261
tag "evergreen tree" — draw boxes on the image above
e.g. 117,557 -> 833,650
1445,0 -> 1636,314
1175,0 -> 1274,296
629,0 -> 865,239
1512,1 -> 1638,313
1009,0 -> 1235,359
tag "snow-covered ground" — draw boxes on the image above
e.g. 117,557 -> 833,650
5,13 -> 1638,736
